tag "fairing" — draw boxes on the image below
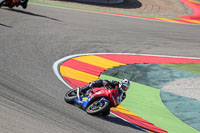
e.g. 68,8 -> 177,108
74,87 -> 120,110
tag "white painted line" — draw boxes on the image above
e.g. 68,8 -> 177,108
53,57 -> 73,89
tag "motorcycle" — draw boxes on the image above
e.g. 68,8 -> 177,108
0,0 -> 28,9
64,86 -> 120,116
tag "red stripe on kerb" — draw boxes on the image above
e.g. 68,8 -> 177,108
61,59 -> 106,76
97,54 -> 200,64
173,19 -> 199,24
93,10 -> 161,21
179,0 -> 200,20
97,54 -> 144,64
111,110 -> 168,133
62,76 -> 89,88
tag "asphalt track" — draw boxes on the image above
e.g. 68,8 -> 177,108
0,4 -> 200,133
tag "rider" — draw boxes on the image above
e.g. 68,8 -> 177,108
77,78 -> 130,103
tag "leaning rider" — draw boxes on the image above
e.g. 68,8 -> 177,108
77,78 -> 130,103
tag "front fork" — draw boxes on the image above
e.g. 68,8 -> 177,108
98,97 -> 109,104
94,97 -> 109,108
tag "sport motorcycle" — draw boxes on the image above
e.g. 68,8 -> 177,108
64,86 -> 120,116
0,0 -> 28,9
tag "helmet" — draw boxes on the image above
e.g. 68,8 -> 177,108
119,78 -> 130,92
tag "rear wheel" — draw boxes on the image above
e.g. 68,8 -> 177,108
86,98 -> 110,115
64,88 -> 77,104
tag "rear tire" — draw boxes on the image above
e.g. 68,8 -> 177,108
86,98 -> 110,115
64,88 -> 77,104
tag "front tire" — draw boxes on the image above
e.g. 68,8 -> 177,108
86,98 -> 110,115
20,0 -> 28,9
102,108 -> 110,116
64,88 -> 77,104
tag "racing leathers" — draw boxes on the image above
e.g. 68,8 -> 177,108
79,79 -> 126,103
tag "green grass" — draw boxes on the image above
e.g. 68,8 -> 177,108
160,63 -> 200,74
100,74 -> 200,133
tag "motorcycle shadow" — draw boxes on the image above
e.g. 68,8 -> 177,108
0,23 -> 12,28
98,115 -> 145,132
2,8 -> 62,22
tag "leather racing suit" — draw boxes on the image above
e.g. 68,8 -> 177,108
80,79 -> 126,103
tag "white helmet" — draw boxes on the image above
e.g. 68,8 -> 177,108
119,78 -> 130,92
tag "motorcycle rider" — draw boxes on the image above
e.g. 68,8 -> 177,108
77,78 -> 130,103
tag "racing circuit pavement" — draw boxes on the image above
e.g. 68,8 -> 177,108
0,4 -> 200,133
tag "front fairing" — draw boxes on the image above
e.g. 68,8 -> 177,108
90,87 -> 120,107
74,87 -> 119,109
88,88 -> 110,100
74,87 -> 110,109
109,87 -> 120,107
74,96 -> 91,109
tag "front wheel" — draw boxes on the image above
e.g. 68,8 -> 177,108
102,108 -> 110,116
64,88 -> 77,104
86,98 -> 110,115
19,0 -> 28,9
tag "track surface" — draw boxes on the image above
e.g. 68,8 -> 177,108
0,4 -> 200,133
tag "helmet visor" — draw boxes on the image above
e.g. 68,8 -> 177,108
122,84 -> 129,91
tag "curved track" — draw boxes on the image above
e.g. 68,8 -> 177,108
0,4 -> 200,133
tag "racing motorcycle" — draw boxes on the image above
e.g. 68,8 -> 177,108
64,86 -> 120,116
0,0 -> 28,9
